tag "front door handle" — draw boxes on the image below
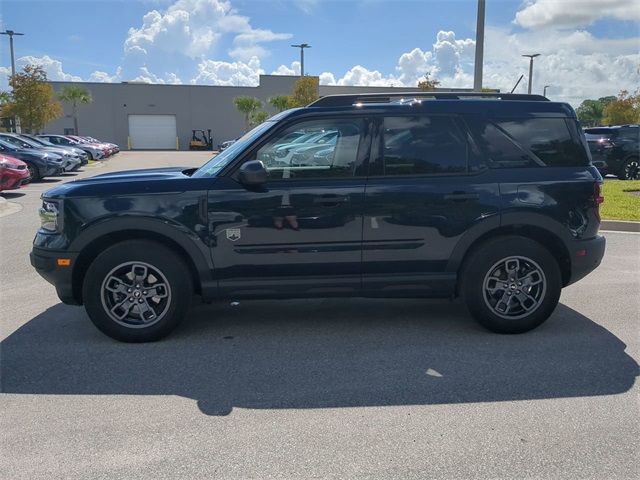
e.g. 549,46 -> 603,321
314,195 -> 349,207
444,192 -> 480,202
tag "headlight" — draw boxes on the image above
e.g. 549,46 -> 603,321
39,199 -> 60,232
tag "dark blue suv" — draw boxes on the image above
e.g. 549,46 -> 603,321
31,93 -> 606,342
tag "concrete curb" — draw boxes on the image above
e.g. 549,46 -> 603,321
601,220 -> 640,232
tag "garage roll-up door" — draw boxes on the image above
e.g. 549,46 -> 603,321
128,114 -> 177,149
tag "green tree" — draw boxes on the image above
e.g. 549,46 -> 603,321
249,110 -> 269,127
233,96 -> 263,131
268,95 -> 290,113
287,76 -> 319,108
58,85 -> 92,135
576,96 -> 616,127
3,65 -> 62,133
602,90 -> 640,125
0,90 -> 11,106
417,72 -> 441,91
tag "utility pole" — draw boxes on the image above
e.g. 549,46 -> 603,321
473,0 -> 486,92
291,43 -> 311,77
522,53 -> 540,94
1,29 -> 25,133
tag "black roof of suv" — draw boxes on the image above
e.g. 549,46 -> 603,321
30,92 -> 605,342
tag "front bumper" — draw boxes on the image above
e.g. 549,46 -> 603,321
30,247 -> 81,305
567,235 -> 606,286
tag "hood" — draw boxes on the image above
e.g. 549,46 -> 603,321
90,166 -> 188,181
43,166 -> 193,198
0,154 -> 26,167
2,148 -> 51,160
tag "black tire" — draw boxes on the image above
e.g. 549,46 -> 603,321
86,151 -> 94,161
83,240 -> 193,342
619,157 -> 639,180
26,162 -> 40,182
461,235 -> 561,334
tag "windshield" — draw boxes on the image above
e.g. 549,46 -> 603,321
1,136 -> 31,149
0,139 -> 19,151
193,121 -> 275,178
16,136 -> 45,149
31,136 -> 55,147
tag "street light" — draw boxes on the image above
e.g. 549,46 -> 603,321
291,43 -> 311,77
473,0 -> 486,92
522,53 -> 540,95
1,29 -> 25,133
543,85 -> 551,97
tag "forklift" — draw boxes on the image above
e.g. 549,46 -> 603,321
189,129 -> 213,150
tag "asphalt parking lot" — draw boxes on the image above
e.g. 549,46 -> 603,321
1,152 -> 639,479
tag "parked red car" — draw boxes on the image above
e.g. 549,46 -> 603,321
0,154 -> 31,191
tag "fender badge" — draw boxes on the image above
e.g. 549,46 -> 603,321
226,228 -> 241,241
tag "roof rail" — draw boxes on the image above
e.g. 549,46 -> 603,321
309,92 -> 549,107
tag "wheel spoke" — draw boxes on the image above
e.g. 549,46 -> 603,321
143,283 -> 168,299
104,276 -> 130,294
515,291 -> 539,311
520,271 -> 543,286
504,258 -> 520,277
131,264 -> 148,284
136,298 -> 157,322
495,291 -> 514,315
110,298 -> 135,320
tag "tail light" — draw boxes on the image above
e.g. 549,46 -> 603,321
594,182 -> 604,222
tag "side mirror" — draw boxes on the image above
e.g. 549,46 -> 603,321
238,160 -> 268,187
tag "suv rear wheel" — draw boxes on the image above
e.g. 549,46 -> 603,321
619,157 -> 639,180
461,236 -> 561,334
83,240 -> 192,342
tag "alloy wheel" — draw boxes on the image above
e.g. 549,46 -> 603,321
623,159 -> 639,180
100,261 -> 172,328
482,256 -> 547,320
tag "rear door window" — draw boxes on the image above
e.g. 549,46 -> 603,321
376,115 -> 468,176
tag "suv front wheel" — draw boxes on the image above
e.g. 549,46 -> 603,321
83,240 -> 193,342
461,236 -> 561,334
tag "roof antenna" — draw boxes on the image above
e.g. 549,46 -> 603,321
510,74 -> 524,94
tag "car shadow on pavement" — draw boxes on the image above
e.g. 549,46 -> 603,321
0,192 -> 25,199
1,299 -> 638,416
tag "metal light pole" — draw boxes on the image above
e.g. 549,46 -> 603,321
473,0 -> 486,92
543,85 -> 551,97
291,43 -> 311,76
1,29 -> 25,133
522,53 -> 540,94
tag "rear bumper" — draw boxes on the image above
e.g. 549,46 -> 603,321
567,235 -> 606,286
30,247 -> 81,305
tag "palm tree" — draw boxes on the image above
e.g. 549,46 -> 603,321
58,85 -> 92,135
249,110 -> 269,127
233,96 -> 263,131
268,95 -> 290,113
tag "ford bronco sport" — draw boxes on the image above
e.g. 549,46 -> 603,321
31,92 -> 606,342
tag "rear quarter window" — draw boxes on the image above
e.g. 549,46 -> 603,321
467,117 -> 590,168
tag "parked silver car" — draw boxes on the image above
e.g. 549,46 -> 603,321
38,134 -> 104,160
22,134 -> 89,165
0,133 -> 81,172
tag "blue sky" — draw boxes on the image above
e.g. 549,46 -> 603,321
1,0 -> 639,105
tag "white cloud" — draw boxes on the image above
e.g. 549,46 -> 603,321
271,61 -> 300,76
121,0 -> 290,81
514,0 -> 640,29
5,55 -> 83,82
191,56 -> 263,86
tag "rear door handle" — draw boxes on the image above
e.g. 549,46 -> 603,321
314,195 -> 349,206
444,192 -> 480,202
